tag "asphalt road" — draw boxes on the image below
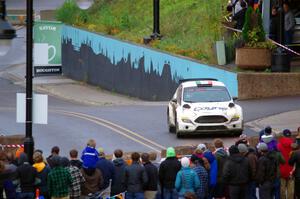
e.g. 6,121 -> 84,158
0,77 -> 300,157
6,0 -> 65,11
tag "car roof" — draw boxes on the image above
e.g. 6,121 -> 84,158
181,80 -> 225,88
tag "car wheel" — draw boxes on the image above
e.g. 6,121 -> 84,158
175,120 -> 183,138
167,109 -> 176,133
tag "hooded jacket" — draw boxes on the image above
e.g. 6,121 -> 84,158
278,137 -> 294,178
204,151 -> 217,187
261,135 -> 278,151
175,167 -> 200,196
222,154 -> 250,185
81,146 -> 99,169
111,158 -> 126,196
33,162 -> 51,196
159,157 -> 181,189
124,161 -> 148,193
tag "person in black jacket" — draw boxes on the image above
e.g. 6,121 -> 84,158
141,153 -> 158,199
159,147 -> 181,199
289,146 -> 300,198
269,6 -> 280,42
16,153 -> 38,199
222,145 -> 250,199
125,152 -> 148,199
232,1 -> 247,30
111,149 -> 126,196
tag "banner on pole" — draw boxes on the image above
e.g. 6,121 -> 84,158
33,20 -> 62,76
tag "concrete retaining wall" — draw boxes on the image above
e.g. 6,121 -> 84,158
61,26 -> 238,101
238,73 -> 300,99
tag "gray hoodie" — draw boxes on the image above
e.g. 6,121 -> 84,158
285,11 -> 295,31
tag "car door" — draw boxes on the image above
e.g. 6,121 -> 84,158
169,85 -> 182,126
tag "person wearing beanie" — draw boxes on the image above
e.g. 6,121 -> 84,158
81,139 -> 99,169
175,157 -> 200,198
159,147 -> 181,199
277,129 -> 295,199
240,144 -> 258,199
111,149 -> 126,197
95,147 -> 115,198
222,145 -> 250,199
213,139 -> 229,199
33,151 -> 50,199
47,156 -> 72,199
61,157 -> 85,199
190,155 -> 208,199
15,153 -> 38,199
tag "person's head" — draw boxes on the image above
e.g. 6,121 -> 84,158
87,139 -> 96,148
197,144 -> 207,152
264,126 -> 272,135
51,155 -> 62,168
33,151 -> 43,163
149,152 -> 157,162
60,157 -> 70,168
166,147 -> 176,158
283,2 -> 290,13
184,192 -> 197,199
241,1 -> 247,8
131,152 -> 140,162
18,153 -> 28,165
34,149 -> 43,154
229,145 -> 240,156
272,6 -> 278,15
114,149 -> 123,159
141,153 -> 150,164
257,142 -> 268,154
214,139 -> 224,149
69,149 -> 78,159
283,129 -> 292,137
97,147 -> 105,157
238,143 -> 248,155
51,146 -> 60,155
181,157 -> 190,168
236,134 -> 248,145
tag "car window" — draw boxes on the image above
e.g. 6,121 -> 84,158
183,86 -> 231,103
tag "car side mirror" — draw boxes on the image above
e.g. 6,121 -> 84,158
232,97 -> 238,101
171,98 -> 177,103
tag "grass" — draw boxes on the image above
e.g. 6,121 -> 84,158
56,0 -> 227,64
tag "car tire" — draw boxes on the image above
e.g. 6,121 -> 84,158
233,130 -> 243,136
175,119 -> 183,138
167,109 -> 176,133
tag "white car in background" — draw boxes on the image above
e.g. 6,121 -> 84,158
167,79 -> 243,138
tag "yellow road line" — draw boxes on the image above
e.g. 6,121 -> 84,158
54,110 -> 166,150
58,111 -> 161,153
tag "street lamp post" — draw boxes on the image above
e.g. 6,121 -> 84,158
144,0 -> 162,44
24,0 -> 34,163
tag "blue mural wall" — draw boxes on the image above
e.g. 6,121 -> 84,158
62,25 -> 238,100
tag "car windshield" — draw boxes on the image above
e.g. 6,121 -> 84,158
183,86 -> 231,103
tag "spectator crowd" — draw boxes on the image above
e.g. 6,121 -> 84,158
0,127 -> 300,199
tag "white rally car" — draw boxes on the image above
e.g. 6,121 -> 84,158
167,79 -> 243,138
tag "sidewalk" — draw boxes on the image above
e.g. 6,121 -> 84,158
245,110 -> 300,134
0,63 -> 167,106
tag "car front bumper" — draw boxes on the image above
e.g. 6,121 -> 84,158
177,121 -> 243,133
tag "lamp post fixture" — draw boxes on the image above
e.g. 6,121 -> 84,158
76,0 -> 94,10
0,0 -> 16,56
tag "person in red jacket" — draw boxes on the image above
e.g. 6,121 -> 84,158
277,129 -> 294,199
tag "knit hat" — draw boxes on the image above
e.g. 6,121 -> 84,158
238,143 -> 248,153
257,142 -> 268,152
197,144 -> 207,151
98,147 -> 105,157
181,157 -> 190,168
166,147 -> 176,158
283,129 -> 292,137
229,145 -> 239,155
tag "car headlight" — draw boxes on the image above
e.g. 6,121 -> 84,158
230,114 -> 240,122
181,117 -> 193,124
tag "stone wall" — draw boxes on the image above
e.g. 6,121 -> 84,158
238,73 -> 300,99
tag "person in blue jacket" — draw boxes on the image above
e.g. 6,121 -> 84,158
175,157 -> 200,199
81,139 -> 99,169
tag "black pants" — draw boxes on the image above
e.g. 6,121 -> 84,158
228,184 -> 247,199
295,178 -> 300,199
259,181 -> 272,199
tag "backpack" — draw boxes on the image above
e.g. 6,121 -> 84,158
265,152 -> 278,182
